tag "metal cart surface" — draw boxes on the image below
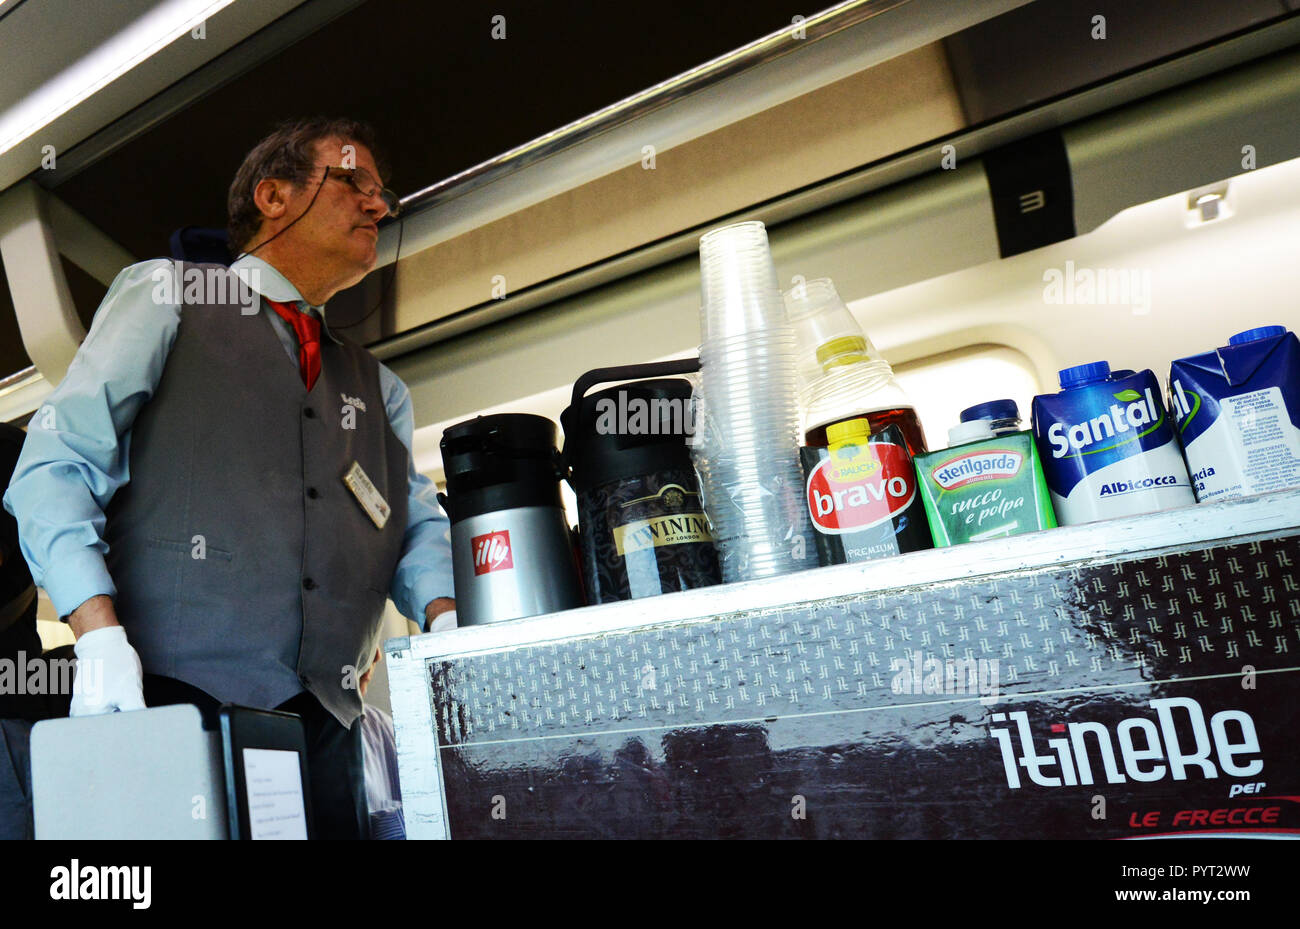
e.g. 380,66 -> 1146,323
388,489 -> 1300,839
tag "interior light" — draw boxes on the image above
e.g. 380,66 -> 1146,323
0,0 -> 237,157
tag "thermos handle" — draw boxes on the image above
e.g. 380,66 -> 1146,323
567,358 -> 701,412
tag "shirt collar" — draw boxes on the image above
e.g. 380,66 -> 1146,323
229,254 -> 343,344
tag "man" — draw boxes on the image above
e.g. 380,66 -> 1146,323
2,117 -> 454,839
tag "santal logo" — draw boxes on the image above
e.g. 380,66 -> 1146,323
471,530 -> 513,575
989,697 -> 1262,789
1047,387 -> 1161,458
932,450 -> 1022,490
806,443 -> 914,533
50,859 -> 151,909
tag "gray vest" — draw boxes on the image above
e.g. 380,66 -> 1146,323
103,265 -> 409,727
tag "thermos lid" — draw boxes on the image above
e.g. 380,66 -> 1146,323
1058,360 -> 1111,389
439,413 -> 565,524
562,378 -> 697,493
960,399 -> 1019,423
1228,325 -> 1286,345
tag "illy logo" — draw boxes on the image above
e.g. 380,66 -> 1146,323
472,530 -> 514,575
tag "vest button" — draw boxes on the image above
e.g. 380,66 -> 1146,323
306,487 -> 319,499
303,407 -> 315,418
302,577 -> 317,590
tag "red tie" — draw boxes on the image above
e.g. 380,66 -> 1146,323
267,300 -> 322,391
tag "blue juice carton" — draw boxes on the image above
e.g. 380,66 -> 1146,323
1032,361 -> 1195,525
1169,325 -> 1300,502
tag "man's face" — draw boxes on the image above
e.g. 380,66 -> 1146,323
279,138 -> 389,288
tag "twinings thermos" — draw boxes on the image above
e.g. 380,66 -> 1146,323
562,360 -> 720,604
438,414 -> 583,625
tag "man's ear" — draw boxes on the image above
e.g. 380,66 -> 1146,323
252,176 -> 289,220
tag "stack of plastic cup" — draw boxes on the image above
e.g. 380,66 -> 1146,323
691,221 -> 817,583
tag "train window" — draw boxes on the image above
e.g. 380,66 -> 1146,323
894,344 -> 1042,450
35,592 -> 74,651
0,272 -> 34,379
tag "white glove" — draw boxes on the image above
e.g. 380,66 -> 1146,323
70,626 -> 146,716
428,609 -> 458,633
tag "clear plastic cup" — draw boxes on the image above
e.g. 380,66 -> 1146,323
700,327 -> 797,350
693,220 -> 815,583
694,399 -> 797,420
703,385 -> 795,405
699,383 -> 798,406
692,398 -> 798,428
700,336 -> 797,364
699,362 -> 795,381
700,346 -> 797,370
700,365 -> 796,386
698,222 -> 787,343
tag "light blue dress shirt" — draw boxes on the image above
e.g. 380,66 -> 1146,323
2,255 -> 453,627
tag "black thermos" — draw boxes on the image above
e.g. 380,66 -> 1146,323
561,360 -> 720,604
438,414 -> 584,625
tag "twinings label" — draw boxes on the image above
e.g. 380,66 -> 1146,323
613,513 -> 712,555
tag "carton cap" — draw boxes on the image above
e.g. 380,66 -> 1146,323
960,399 -> 1018,423
948,419 -> 995,447
1228,325 -> 1287,345
1059,360 -> 1111,389
826,417 -> 871,445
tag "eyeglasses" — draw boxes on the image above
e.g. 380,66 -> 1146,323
314,165 -> 402,218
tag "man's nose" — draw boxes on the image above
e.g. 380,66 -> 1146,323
362,193 -> 388,220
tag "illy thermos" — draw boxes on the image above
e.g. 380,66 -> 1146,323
438,414 -> 584,625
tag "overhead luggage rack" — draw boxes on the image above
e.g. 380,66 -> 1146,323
388,487 -> 1300,839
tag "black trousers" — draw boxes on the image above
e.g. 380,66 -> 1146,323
0,719 -> 33,839
0,615 -> 70,840
143,675 -> 368,840
0,618 -> 69,722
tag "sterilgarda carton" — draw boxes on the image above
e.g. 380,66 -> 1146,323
1031,361 -> 1194,525
1169,326 -> 1300,502
914,415 -> 1056,546
800,420 -> 932,564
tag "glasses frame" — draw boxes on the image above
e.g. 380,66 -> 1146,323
310,164 -> 402,218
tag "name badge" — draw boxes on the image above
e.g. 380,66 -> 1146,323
343,461 -> 390,529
